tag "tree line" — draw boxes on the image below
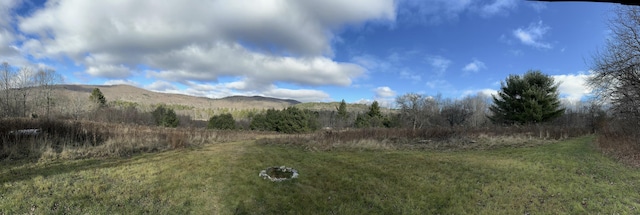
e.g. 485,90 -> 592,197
0,62 -> 62,118
2,60 -> 604,135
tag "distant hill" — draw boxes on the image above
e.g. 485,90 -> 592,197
55,84 -> 300,111
39,84 -> 395,120
294,102 -> 371,113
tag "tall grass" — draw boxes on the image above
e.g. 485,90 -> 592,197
258,125 -> 593,151
0,118 -> 265,161
595,120 -> 640,167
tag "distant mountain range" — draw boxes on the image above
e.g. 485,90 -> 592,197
56,84 -> 301,110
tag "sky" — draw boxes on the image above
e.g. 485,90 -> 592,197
0,0 -> 617,105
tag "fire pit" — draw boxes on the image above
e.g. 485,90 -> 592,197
259,166 -> 299,182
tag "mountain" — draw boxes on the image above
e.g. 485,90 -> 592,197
56,84 -> 300,110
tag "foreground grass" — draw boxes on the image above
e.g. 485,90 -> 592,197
2,136 -> 640,214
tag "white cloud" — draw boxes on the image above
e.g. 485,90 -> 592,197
552,73 -> 593,103
426,79 -> 451,89
425,55 -> 451,76
479,0 -> 517,17
263,88 -> 331,102
527,1 -> 547,13
355,98 -> 372,105
103,79 -> 140,87
462,59 -> 487,73
398,0 -> 472,24
351,54 -> 392,71
397,0 -> 519,25
86,64 -> 133,79
19,0 -> 395,58
374,86 -> 396,107
460,73 -> 592,104
145,44 -> 364,90
146,80 -> 177,91
16,0 -> 394,91
513,20 -> 552,49
0,0 -> 25,64
375,86 -> 396,98
463,88 -> 498,98
400,70 -> 422,82
147,80 -> 331,103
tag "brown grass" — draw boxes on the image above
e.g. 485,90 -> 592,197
257,125 -> 592,152
0,118 -> 267,161
594,124 -> 640,167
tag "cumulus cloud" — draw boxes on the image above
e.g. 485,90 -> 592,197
513,20 -> 552,49
375,86 -> 396,98
0,0 -> 24,63
19,0 -> 395,58
552,73 -> 593,103
462,59 -> 487,73
87,64 -> 134,79
14,0 -> 394,100
145,44 -> 365,90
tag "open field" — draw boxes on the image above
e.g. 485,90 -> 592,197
2,135 -> 640,214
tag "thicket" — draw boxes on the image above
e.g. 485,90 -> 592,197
250,107 -> 320,133
208,113 -> 236,130
588,6 -> 640,165
354,101 -> 394,128
152,105 -> 180,128
0,118 -> 262,160
1,62 -> 62,118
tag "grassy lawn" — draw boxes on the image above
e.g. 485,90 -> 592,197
2,136 -> 640,214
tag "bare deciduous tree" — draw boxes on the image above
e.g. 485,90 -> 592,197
1,62 -> 14,117
396,93 -> 427,129
461,93 -> 492,127
15,66 -> 36,117
34,67 -> 62,118
588,6 -> 640,128
441,99 -> 472,127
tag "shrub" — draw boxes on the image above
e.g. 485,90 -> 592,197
250,107 -> 319,133
208,113 -> 236,130
152,105 -> 179,128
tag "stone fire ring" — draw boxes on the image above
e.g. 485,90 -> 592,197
259,166 -> 299,182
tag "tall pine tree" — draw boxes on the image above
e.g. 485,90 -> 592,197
489,70 -> 564,124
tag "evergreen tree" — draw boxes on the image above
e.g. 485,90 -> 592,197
368,101 -> 383,118
208,113 -> 236,130
354,113 -> 370,128
489,70 -> 564,124
336,99 -> 349,127
152,105 -> 179,127
354,101 -> 390,128
249,107 -> 319,133
89,88 -> 107,107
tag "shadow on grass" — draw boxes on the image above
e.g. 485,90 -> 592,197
0,151 -> 180,184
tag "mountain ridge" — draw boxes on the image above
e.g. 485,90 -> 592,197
56,84 -> 301,110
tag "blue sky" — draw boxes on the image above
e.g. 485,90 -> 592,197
0,0 -> 616,105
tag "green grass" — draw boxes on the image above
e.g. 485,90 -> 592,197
2,136 -> 640,214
